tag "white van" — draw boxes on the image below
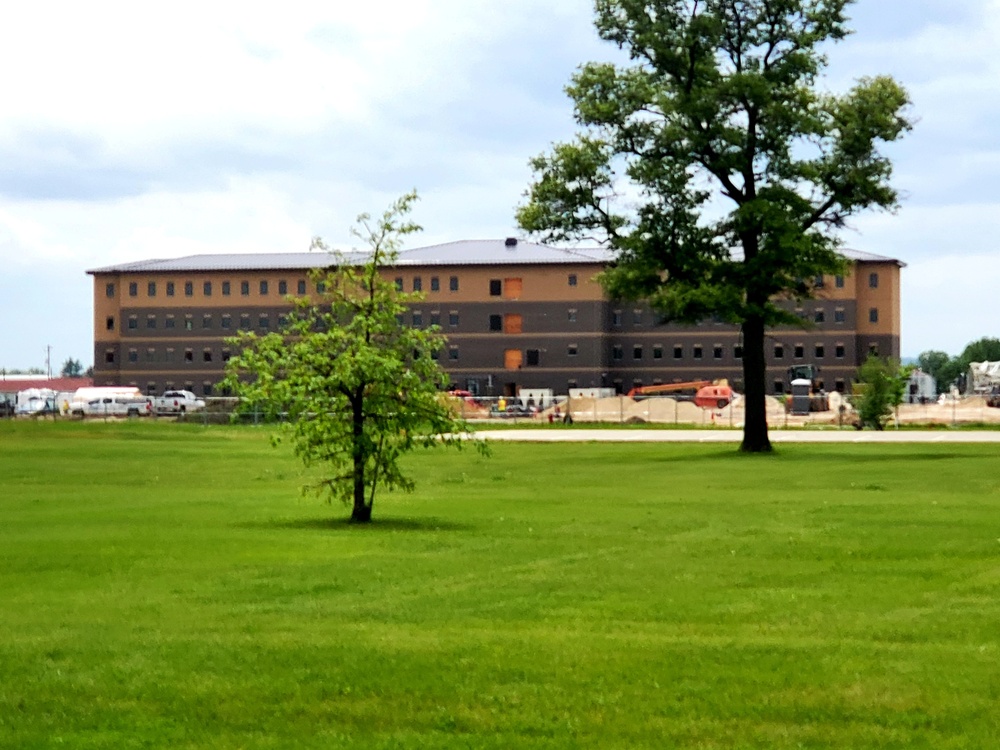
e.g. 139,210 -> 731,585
83,395 -> 152,418
70,386 -> 143,416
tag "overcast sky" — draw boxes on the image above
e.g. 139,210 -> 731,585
1,0 -> 997,371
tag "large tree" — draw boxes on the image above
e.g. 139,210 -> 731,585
517,0 -> 911,452
224,193 -> 483,523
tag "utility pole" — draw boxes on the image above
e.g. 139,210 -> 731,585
46,346 -> 51,379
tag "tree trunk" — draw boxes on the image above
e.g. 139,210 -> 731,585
741,314 -> 773,453
350,393 -> 371,523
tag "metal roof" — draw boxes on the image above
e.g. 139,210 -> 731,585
87,239 -> 615,275
86,240 -> 901,274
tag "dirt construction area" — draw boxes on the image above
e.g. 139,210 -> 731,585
459,392 -> 1000,428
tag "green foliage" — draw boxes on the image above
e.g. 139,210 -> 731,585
852,355 -> 908,430
4,422 -> 1000,748
919,338 -> 1000,393
60,357 -> 84,378
224,193 -> 483,522
517,0 -> 911,452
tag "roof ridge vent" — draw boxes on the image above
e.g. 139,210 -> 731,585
504,237 -> 518,248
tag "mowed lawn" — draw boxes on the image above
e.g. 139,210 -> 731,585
2,422 -> 999,749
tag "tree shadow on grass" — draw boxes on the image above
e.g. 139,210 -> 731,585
238,516 -> 475,532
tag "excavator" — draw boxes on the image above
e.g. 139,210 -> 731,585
626,380 -> 733,409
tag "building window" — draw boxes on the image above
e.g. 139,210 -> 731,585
148,281 -> 156,297
774,380 -> 785,395
868,307 -> 879,323
449,311 -> 459,327
814,275 -> 825,288
835,344 -> 845,358
146,315 -> 156,329
203,382 -> 213,397
734,345 -> 743,359
184,316 -> 193,331
278,280 -> 287,295
222,350 -> 232,362
128,282 -> 138,297
180,281 -> 191,297
869,272 -> 879,289
568,344 -> 578,356
673,345 -> 683,359
869,343 -> 879,356
568,379 -> 578,390
449,346 -> 459,361
166,282 -> 175,296
184,349 -> 194,363
815,344 -> 825,358
200,349 -> 211,363
504,314 -> 523,334
128,349 -> 138,363
128,316 -> 138,330
259,314 -> 269,329
106,316 -> 115,331
612,310 -> 623,327
412,312 -> 423,328
106,283 -> 115,298
633,309 -> 643,326
260,280 -> 268,295
430,311 -> 440,327
633,345 -> 643,360
241,281 -> 250,296
693,345 -> 703,360
297,279 -> 307,295
612,345 -> 624,361
489,314 -> 503,332
203,315 -> 212,329
165,349 -> 175,363
835,379 -> 845,393
394,277 -> 403,291
489,279 -> 502,296
222,281 -> 231,296
413,277 -> 422,292
526,349 -> 540,367
165,315 -> 175,329
653,345 -> 663,360
794,344 -> 804,359
197,281 -> 208,296
430,276 -> 440,292
713,345 -> 723,359
568,273 -> 577,287
834,309 -> 846,323
278,314 -> 288,327
316,281 -> 326,294
774,344 -> 784,359
568,309 -> 577,323
449,276 -> 459,292
835,275 -> 845,288
814,309 -> 825,323
105,349 -> 115,364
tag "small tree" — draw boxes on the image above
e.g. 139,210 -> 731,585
61,358 -> 84,378
224,192 -> 484,523
852,355 -> 908,430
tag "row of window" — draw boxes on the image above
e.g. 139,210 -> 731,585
110,270 -> 878,303
113,279 -> 319,300
610,343 -> 849,362
114,312 -> 289,332
611,307 -> 879,327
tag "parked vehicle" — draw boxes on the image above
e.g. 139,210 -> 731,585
70,386 -> 144,416
153,390 -> 206,415
84,395 -> 152,418
0,397 -> 15,418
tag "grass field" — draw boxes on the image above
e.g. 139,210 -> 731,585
2,421 -> 999,748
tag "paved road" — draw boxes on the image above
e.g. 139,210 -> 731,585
480,429 -> 1000,443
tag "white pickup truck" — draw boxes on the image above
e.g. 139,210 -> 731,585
153,390 -> 206,416
83,395 -> 152,418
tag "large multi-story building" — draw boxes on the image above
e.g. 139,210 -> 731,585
88,239 -> 902,397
